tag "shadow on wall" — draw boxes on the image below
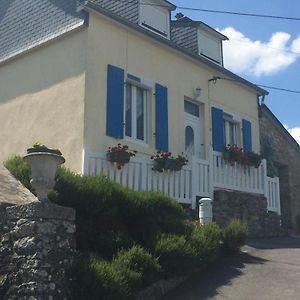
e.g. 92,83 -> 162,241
161,252 -> 268,300
0,29 -> 86,105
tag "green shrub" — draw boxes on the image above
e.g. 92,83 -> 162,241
76,255 -> 129,300
154,234 -> 197,277
50,168 -> 187,257
113,246 -> 161,292
121,191 -> 187,248
190,222 -> 223,265
223,219 -> 248,254
4,155 -> 32,190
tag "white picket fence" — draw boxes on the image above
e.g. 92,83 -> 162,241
83,149 -> 281,214
265,176 -> 281,214
212,151 -> 265,194
83,151 -> 210,205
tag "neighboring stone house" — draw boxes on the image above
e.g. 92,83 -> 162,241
0,0 -> 282,233
259,104 -> 300,230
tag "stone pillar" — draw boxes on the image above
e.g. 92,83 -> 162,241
3,202 -> 76,300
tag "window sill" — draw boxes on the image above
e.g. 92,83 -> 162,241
124,136 -> 150,148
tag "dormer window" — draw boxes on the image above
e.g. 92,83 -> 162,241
139,0 -> 175,39
171,15 -> 227,66
198,29 -> 223,65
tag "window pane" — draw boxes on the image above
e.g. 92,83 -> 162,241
185,126 -> 195,155
184,101 -> 199,117
125,84 -> 132,137
136,87 -> 145,141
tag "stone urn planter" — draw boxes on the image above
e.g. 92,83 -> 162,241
24,145 -> 65,202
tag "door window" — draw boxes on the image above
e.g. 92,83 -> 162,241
185,125 -> 195,156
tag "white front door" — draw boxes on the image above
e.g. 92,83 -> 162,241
184,100 -> 205,159
184,113 -> 204,159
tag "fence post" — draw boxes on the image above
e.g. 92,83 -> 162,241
208,148 -> 214,200
275,177 -> 281,215
262,159 -> 268,198
191,156 -> 198,209
82,149 -> 89,176
141,156 -> 147,191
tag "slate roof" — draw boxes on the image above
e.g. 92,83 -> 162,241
90,0 -> 139,23
171,25 -> 199,54
171,17 -> 228,40
0,0 -> 86,64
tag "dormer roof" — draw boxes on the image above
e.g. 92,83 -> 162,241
171,17 -> 228,41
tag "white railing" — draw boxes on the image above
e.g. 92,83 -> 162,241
83,150 -> 210,206
265,176 -> 281,214
83,149 -> 281,215
211,151 -> 265,194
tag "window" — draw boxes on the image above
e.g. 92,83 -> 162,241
185,126 -> 195,155
125,83 -> 148,142
139,0 -> 171,39
223,113 -> 240,146
198,30 -> 222,65
184,100 -> 199,117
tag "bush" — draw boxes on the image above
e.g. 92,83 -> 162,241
76,255 -> 129,300
121,191 -> 187,248
4,155 -> 32,190
50,168 -> 187,257
113,246 -> 161,292
154,234 -> 197,277
223,219 -> 248,254
190,222 -> 223,265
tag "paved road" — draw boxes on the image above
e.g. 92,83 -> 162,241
162,237 -> 300,300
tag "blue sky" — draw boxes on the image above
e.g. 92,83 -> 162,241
171,0 -> 300,143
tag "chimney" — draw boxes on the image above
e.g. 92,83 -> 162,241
175,12 -> 184,20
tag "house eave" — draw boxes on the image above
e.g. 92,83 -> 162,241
0,23 -> 86,67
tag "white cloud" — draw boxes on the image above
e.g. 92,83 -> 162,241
284,124 -> 300,145
218,27 -> 300,77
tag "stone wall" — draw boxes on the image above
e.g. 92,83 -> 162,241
213,190 -> 284,237
0,202 -> 77,300
259,105 -> 300,229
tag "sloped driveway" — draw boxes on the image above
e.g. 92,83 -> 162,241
162,237 -> 300,300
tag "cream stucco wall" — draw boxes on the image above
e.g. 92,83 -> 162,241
0,29 -> 87,173
0,11 -> 262,175
84,12 -> 261,158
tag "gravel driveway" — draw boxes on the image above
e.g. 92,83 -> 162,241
162,237 -> 300,300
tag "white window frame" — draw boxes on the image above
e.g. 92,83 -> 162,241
223,113 -> 241,146
197,29 -> 222,65
138,0 -> 171,39
124,81 -> 149,145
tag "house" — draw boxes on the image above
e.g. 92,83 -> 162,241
0,0 -> 281,233
259,104 -> 300,231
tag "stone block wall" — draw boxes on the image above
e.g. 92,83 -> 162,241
0,202 -> 77,300
213,190 -> 284,237
259,105 -> 300,230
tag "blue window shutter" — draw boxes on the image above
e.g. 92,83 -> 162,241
242,119 -> 252,151
106,64 -> 124,138
212,107 -> 224,151
155,83 -> 169,151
